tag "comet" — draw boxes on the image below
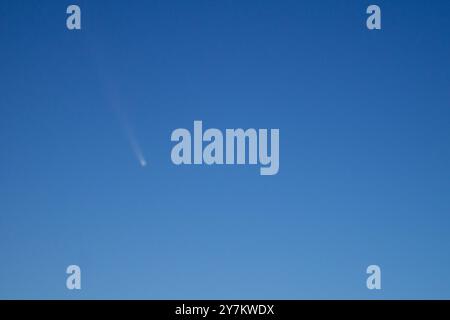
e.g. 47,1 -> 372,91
104,88 -> 147,168
126,124 -> 147,167
84,36 -> 147,168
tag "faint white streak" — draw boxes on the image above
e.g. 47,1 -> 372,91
126,125 -> 147,167
84,36 -> 147,168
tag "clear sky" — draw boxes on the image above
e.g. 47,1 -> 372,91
1,0 -> 450,299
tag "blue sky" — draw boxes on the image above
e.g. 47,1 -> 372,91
1,0 -> 450,299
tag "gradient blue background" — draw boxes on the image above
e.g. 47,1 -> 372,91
1,0 -> 450,299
